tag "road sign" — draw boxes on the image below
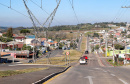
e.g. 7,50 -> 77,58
66,52 -> 69,55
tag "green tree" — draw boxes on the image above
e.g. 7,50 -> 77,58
114,44 -> 125,50
93,33 -> 99,37
95,45 -> 99,50
20,29 -> 30,36
127,34 -> 130,38
6,28 -> 13,38
109,34 -> 113,38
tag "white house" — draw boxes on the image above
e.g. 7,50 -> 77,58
14,36 -> 25,43
24,38 -> 34,46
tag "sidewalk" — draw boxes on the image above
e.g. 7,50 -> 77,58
0,67 -> 65,84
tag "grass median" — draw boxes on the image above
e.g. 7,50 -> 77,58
0,68 -> 48,78
81,36 -> 87,53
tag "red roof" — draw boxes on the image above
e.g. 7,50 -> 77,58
115,33 -> 120,36
15,36 -> 25,39
41,38 -> 47,41
48,41 -> 58,44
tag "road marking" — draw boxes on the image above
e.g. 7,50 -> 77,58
84,76 -> 94,84
103,70 -> 107,72
110,74 -> 115,76
8,65 -> 17,66
94,68 -> 100,69
119,79 -> 128,84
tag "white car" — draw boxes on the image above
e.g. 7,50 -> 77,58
79,57 -> 86,65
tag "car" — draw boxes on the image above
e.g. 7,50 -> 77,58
83,55 -> 88,60
79,57 -> 87,65
85,50 -> 89,54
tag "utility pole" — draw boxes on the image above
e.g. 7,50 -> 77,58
105,31 -> 108,57
113,34 -> 115,64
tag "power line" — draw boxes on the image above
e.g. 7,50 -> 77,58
68,0 -> 79,24
112,0 -> 129,22
0,2 -> 29,18
30,0 -> 63,25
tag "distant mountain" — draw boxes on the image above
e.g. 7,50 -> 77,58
0,26 -> 8,30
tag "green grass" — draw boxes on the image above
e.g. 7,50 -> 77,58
0,68 -> 48,78
107,59 -> 123,66
36,50 -> 82,66
81,36 -> 87,53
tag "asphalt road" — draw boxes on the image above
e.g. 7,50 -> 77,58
46,53 -> 130,84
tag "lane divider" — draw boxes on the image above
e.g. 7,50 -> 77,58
32,66 -> 71,84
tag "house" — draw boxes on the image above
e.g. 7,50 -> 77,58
0,42 -> 8,49
108,24 -> 117,27
14,36 -> 25,43
24,35 -> 35,46
47,41 -> 58,48
116,27 -> 126,33
7,41 -> 24,49
26,35 -> 35,39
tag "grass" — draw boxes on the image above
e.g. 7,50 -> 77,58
36,35 -> 86,66
107,59 -> 123,66
36,50 -> 82,66
81,36 -> 87,53
0,68 -> 48,78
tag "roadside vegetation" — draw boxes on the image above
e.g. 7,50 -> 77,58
36,50 -> 82,66
107,59 -> 124,66
81,36 -> 87,53
0,68 -> 48,78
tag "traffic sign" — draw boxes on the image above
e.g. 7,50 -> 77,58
66,52 -> 69,55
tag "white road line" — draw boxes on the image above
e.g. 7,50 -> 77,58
119,79 -> 128,84
84,76 -> 94,84
8,65 -> 17,66
110,74 -> 115,76
103,70 -> 107,72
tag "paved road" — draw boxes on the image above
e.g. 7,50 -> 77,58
46,53 -> 130,84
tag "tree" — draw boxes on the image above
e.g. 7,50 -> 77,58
109,34 -> 113,38
114,44 -> 125,50
95,45 -> 99,50
93,33 -> 99,37
20,29 -> 30,35
127,34 -> 130,38
6,28 -> 13,38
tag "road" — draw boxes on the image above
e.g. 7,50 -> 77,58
45,37 -> 130,84
46,53 -> 130,84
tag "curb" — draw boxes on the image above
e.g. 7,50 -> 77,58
97,54 -> 105,66
32,66 -> 71,84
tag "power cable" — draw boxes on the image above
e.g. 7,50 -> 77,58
0,2 -> 29,18
30,0 -> 62,25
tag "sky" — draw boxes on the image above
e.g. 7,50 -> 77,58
0,0 -> 130,27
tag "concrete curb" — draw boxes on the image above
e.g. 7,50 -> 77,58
32,66 -> 71,84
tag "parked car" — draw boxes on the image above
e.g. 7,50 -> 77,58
85,50 -> 89,54
79,57 -> 87,65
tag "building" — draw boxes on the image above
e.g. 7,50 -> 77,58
14,36 -> 25,43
